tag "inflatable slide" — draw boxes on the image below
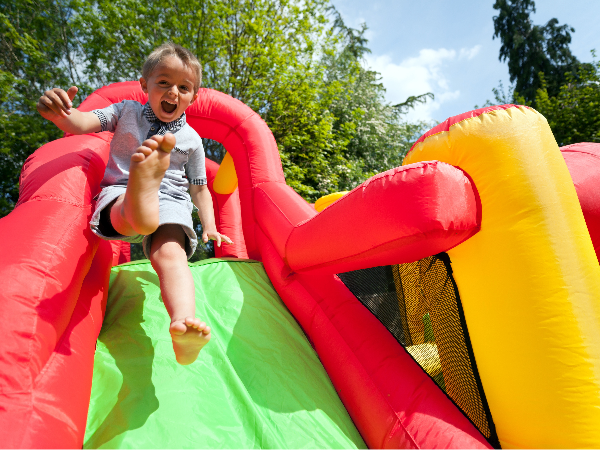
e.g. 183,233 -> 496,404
1,82 -> 599,448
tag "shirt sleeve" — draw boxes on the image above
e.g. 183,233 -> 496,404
91,101 -> 126,132
186,139 -> 207,186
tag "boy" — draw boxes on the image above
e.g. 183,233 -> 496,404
37,43 -> 232,365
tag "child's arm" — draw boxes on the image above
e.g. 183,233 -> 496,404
190,184 -> 233,247
37,86 -> 101,135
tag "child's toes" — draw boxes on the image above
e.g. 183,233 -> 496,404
202,326 -> 211,335
184,317 -> 203,329
169,321 -> 187,336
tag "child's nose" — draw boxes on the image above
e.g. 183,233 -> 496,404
168,85 -> 178,96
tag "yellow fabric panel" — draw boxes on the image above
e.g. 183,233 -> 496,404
314,191 -> 348,212
403,106 -> 600,448
213,151 -> 238,194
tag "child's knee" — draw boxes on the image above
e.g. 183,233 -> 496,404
149,226 -> 188,267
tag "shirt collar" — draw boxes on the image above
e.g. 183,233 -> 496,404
143,102 -> 186,133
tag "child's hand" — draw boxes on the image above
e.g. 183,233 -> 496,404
37,86 -> 79,121
202,230 -> 234,247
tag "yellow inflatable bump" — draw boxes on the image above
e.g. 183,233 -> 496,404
404,106 -> 600,448
314,191 -> 348,212
213,151 -> 238,194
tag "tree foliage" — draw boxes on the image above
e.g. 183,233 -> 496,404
535,58 -> 600,146
0,0 -> 84,216
492,0 -> 579,104
1,0 -> 432,242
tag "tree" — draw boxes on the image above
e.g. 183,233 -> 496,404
492,0 -> 579,104
535,58 -> 600,146
0,0 -> 83,217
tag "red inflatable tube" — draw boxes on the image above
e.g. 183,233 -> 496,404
560,143 -> 600,263
0,133 -> 111,446
284,161 -> 479,273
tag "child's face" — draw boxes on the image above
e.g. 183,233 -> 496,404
139,56 -> 199,123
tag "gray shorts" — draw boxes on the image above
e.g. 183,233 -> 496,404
90,185 -> 198,259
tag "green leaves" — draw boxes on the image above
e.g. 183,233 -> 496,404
2,0 -> 431,219
0,0 -> 79,216
535,60 -> 600,146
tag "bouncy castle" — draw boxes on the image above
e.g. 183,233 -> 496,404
1,82 -> 599,448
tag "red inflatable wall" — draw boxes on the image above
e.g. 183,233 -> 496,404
10,83 -> 599,448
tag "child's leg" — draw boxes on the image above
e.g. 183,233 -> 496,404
149,224 -> 211,365
110,133 -> 176,237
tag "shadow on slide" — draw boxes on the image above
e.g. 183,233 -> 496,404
83,258 -> 365,449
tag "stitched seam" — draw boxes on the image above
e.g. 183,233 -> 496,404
293,161 -> 436,230
17,197 -> 88,208
407,105 -> 526,157
292,227 -> 475,272
255,186 -> 296,228
308,275 -> 418,448
21,207 -> 79,410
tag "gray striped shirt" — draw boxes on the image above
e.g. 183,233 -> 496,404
93,100 -> 207,199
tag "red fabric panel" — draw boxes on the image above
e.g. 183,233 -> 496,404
16,242 -> 112,448
184,88 -> 285,259
0,134 -> 111,447
297,268 -> 492,449
254,182 -> 316,259
110,240 -> 131,266
286,161 -> 479,273
561,143 -> 600,263
205,158 -> 248,258
257,227 -> 491,448
255,228 -> 405,448
409,104 -> 525,151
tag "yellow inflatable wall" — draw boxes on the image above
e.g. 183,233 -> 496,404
403,106 -> 600,448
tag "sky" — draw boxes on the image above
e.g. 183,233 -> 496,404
330,0 -> 600,123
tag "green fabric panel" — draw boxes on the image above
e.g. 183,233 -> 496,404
84,258 -> 365,449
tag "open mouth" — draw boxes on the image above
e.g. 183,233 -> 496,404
161,100 -> 177,114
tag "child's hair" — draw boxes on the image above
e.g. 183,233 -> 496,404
142,43 -> 202,92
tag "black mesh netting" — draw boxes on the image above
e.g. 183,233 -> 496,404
337,254 -> 500,448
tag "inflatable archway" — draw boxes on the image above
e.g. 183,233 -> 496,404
0,83 -> 599,448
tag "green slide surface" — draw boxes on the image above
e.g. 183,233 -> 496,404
84,258 -> 365,449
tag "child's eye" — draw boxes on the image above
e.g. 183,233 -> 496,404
180,85 -> 190,91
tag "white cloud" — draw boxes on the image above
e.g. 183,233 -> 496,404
459,45 -> 482,60
365,45 -> 480,122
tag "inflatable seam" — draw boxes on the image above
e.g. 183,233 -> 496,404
29,209 -> 86,388
292,161 -> 437,230
290,227 -> 472,273
310,275 -> 418,448
18,196 -> 89,208
407,105 -> 528,155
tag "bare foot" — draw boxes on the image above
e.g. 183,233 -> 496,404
170,317 -> 211,365
121,133 -> 176,235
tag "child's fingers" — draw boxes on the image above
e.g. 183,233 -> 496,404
45,89 -> 70,117
66,86 -> 78,103
55,89 -> 73,112
38,93 -> 66,118
202,232 -> 209,243
214,234 -> 222,247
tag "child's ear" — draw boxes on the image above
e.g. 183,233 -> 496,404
139,77 -> 148,93
191,91 -> 199,103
